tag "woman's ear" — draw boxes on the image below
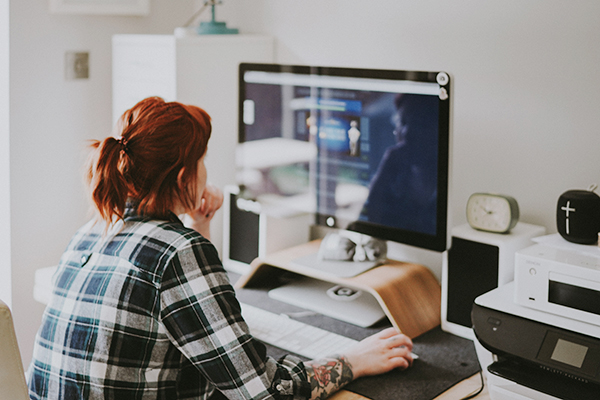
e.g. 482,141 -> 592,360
176,167 -> 186,190
175,166 -> 198,213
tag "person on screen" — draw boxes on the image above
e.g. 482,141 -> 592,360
347,119 -> 361,156
363,94 -> 439,235
27,97 -> 414,400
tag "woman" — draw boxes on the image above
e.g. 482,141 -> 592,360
27,97 -> 414,400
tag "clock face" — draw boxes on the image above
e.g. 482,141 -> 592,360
466,193 -> 519,233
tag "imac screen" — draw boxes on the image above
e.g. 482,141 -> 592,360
237,63 -> 451,252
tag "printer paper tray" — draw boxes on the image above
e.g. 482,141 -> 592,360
489,358 -> 600,400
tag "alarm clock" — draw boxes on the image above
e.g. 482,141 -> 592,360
556,189 -> 600,244
466,193 -> 520,234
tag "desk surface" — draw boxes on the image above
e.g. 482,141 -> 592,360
235,279 -> 483,400
330,373 -> 489,400
235,240 -> 487,400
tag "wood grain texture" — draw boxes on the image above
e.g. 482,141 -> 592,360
235,240 -> 441,338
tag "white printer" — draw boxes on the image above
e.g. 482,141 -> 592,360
472,234 -> 600,400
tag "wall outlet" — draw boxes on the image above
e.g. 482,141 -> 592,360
65,51 -> 89,80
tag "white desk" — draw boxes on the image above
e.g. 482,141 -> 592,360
33,265 -> 56,305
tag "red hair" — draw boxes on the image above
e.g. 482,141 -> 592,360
86,97 -> 211,223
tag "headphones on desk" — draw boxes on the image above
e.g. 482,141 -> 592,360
318,230 -> 387,262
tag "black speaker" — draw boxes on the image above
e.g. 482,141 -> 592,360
446,236 -> 499,330
222,185 -> 311,274
441,223 -> 545,339
557,189 -> 600,245
227,192 -> 260,266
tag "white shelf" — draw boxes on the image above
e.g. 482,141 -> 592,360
112,34 -> 275,254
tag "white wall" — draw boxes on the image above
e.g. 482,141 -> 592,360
9,0 -> 198,366
222,0 -> 600,268
0,0 -> 9,308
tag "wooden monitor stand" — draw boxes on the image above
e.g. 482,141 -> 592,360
235,240 -> 441,339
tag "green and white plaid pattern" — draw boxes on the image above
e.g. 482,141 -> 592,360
28,207 -> 310,400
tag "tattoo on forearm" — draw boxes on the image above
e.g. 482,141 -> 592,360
306,355 -> 354,400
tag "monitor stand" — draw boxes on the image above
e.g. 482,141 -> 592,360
289,252 -> 382,278
268,276 -> 386,327
235,239 -> 442,338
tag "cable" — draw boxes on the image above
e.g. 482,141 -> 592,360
182,2 -> 211,27
459,370 -> 485,400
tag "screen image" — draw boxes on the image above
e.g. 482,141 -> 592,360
237,64 -> 451,252
551,338 -> 588,369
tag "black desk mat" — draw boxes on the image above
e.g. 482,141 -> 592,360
344,328 -> 481,400
232,272 -> 481,400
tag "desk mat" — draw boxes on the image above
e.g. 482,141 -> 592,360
344,327 -> 480,400
233,273 -> 481,400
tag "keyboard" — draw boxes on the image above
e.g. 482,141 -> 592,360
240,303 -> 419,361
240,302 -> 358,359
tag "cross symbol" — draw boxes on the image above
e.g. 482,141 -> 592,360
561,201 -> 575,216
561,201 -> 576,234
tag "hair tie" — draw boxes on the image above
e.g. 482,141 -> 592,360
116,136 -> 130,154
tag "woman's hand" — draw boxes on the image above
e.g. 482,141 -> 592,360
186,183 -> 224,239
344,327 -> 414,379
305,327 -> 413,399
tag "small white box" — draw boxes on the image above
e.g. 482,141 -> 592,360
222,185 -> 312,275
515,236 -> 600,326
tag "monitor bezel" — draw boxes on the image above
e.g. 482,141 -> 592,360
238,62 -> 452,252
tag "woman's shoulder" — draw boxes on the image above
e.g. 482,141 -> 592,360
131,218 -> 223,277
123,215 -> 210,248
69,216 -> 214,263
156,219 -> 212,248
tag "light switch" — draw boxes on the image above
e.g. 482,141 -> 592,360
65,51 -> 89,80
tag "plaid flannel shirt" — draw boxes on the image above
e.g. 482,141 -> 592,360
27,207 -> 311,400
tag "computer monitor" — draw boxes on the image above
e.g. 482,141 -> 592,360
237,63 -> 452,254
236,63 -> 452,326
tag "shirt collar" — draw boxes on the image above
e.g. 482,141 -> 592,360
123,199 -> 182,224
